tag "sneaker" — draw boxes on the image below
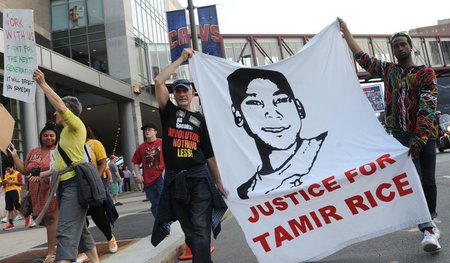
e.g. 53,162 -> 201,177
114,202 -> 123,206
432,221 -> 441,239
24,216 -> 30,227
1,217 -> 7,223
3,223 -> 14,231
108,235 -> 118,253
14,215 -> 23,221
75,253 -> 88,263
421,230 -> 441,252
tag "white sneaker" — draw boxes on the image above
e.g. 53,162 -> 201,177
432,221 -> 441,239
421,230 -> 441,252
1,217 -> 7,223
74,252 -> 88,263
108,235 -> 118,253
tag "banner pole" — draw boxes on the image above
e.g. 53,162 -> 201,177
187,0 -> 199,51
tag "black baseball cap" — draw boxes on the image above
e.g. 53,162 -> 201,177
141,122 -> 157,131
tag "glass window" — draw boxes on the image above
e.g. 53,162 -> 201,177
71,35 -> 87,45
282,38 -> 304,58
52,31 -> 69,39
53,38 -> 70,48
131,0 -> 138,29
71,43 -> 90,66
54,46 -> 71,57
89,31 -> 105,41
441,37 -> 450,66
52,1 -> 69,31
89,40 -> 108,73
372,37 -> 393,62
87,0 -> 104,25
223,38 -> 253,66
411,38 -> 428,66
255,38 -> 281,66
426,37 -> 443,67
69,1 -> 87,29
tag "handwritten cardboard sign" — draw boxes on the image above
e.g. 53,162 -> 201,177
0,104 -> 15,155
3,9 -> 37,104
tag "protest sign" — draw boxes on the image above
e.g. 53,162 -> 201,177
189,21 -> 430,262
3,9 -> 37,104
0,104 -> 15,155
362,83 -> 385,113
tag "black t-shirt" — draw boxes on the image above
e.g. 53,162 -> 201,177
160,99 -> 214,171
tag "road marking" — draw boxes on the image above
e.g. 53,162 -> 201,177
443,176 -> 450,179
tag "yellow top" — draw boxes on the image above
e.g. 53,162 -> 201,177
53,109 -> 86,181
4,171 -> 22,192
103,164 -> 110,179
85,139 -> 107,168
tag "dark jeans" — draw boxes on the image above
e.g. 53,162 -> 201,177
171,177 -> 212,263
123,178 -> 131,192
393,132 -> 437,230
144,176 -> 164,218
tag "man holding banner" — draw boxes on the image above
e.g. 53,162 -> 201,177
339,18 -> 441,252
151,49 -> 227,262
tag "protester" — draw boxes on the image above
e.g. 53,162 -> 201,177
2,162 -> 24,231
151,48 -> 228,262
32,69 -> 100,263
108,156 -> 122,206
122,165 -> 132,192
118,165 -> 124,194
338,18 -> 440,252
76,126 -> 119,262
10,123 -> 59,262
132,122 -> 165,218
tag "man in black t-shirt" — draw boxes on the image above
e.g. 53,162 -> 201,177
151,48 -> 227,262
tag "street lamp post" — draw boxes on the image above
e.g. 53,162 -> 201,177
187,0 -> 199,51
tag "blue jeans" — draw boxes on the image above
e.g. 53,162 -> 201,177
393,132 -> 437,230
171,177 -> 213,263
144,176 -> 164,218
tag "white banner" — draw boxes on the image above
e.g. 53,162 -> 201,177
3,9 -> 37,104
190,21 -> 431,262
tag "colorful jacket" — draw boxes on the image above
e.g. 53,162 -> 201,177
354,51 -> 438,147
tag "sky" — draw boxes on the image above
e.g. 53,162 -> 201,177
185,0 -> 450,35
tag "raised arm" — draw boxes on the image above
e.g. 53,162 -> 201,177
10,146 -> 27,175
337,18 -> 362,55
154,48 -> 194,111
33,69 -> 67,114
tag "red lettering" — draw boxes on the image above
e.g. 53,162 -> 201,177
253,232 -> 271,252
376,183 -> 395,202
318,205 -> 343,224
309,211 -> 323,227
169,30 -> 177,49
364,190 -> 378,208
322,176 -> 341,192
284,192 -> 300,205
288,215 -> 314,237
376,154 -> 396,168
274,225 -> 293,248
359,162 -> 377,175
345,195 -> 370,215
210,25 -> 222,42
273,197 -> 288,211
308,183 -> 324,197
199,24 -> 209,41
298,189 -> 310,201
345,168 -> 358,183
178,28 -> 189,45
393,173 -> 413,196
248,206 -> 259,223
256,202 -> 274,216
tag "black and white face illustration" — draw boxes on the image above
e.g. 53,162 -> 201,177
237,78 -> 303,150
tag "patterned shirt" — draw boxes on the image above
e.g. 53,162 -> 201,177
354,51 -> 438,147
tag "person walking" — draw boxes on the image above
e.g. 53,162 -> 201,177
2,163 -> 23,231
76,126 -> 119,262
339,18 -> 440,252
151,48 -> 228,262
122,166 -> 132,192
118,165 -> 124,194
10,123 -> 59,263
32,69 -> 100,263
108,156 -> 122,206
132,122 -> 164,218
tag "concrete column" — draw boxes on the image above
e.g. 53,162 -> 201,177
21,101 -> 39,154
35,88 -> 47,132
118,101 -> 140,169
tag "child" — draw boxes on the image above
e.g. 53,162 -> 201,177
2,164 -> 23,230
